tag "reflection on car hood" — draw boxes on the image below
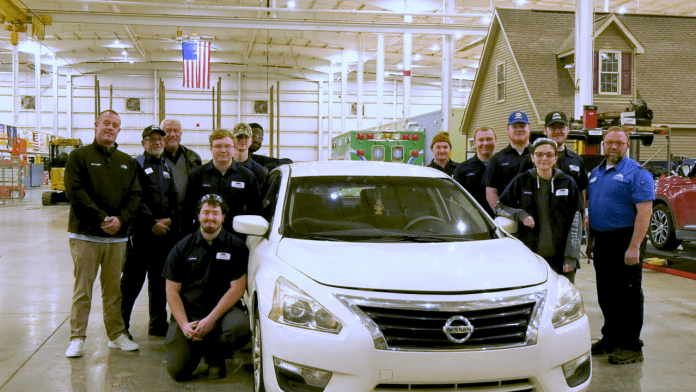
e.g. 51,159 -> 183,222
276,237 -> 547,292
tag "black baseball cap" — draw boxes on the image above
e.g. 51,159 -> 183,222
142,125 -> 166,138
545,111 -> 568,127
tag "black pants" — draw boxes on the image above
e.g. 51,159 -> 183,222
591,227 -> 645,351
120,234 -> 175,331
165,307 -> 251,381
542,255 -> 577,283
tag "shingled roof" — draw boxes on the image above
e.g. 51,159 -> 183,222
478,8 -> 696,125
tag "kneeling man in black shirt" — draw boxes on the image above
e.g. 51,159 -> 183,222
163,194 -> 250,381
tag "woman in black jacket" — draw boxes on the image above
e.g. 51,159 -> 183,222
495,138 -> 583,282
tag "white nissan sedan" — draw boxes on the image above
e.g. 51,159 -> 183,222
234,161 -> 591,392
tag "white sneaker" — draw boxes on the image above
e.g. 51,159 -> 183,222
66,339 -> 84,358
108,334 -> 139,351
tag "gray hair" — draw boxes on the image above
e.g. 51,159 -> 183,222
160,118 -> 182,130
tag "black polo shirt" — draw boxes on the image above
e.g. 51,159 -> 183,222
184,161 -> 262,232
483,144 -> 531,194
427,159 -> 459,177
453,156 -> 494,217
163,229 -> 248,319
518,148 -> 589,191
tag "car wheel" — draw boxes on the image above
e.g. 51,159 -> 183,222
253,309 -> 267,392
649,204 -> 682,251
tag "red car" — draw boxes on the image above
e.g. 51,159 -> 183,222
650,165 -> 696,250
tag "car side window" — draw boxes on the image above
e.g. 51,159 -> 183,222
262,173 -> 282,221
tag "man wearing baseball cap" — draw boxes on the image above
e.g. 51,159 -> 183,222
518,111 -> 588,191
120,125 -> 180,339
231,123 -> 268,189
483,111 -> 532,210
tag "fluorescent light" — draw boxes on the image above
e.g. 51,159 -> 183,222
404,15 -> 413,23
413,54 -> 422,61
121,50 -> 127,56
517,0 -> 526,5
481,15 -> 492,24
287,0 -> 295,8
431,44 -> 440,51
455,33 -> 463,39
618,5 -> 627,13
397,63 -> 403,70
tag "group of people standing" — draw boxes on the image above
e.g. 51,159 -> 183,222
62,109 -> 290,381
427,110 -> 653,366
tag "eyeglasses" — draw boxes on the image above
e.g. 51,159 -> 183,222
533,153 -> 556,159
199,194 -> 223,204
605,142 -> 627,147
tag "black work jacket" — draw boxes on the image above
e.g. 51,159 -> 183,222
497,169 -> 582,255
483,145 -> 531,194
251,153 -> 293,171
165,144 -> 202,173
427,159 -> 459,177
454,156 -> 494,217
64,141 -> 141,238
132,152 -> 179,238
239,157 -> 269,189
518,148 -> 589,191
183,161 -> 262,233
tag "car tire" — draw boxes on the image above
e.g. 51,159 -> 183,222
253,308 -> 267,392
649,204 -> 682,251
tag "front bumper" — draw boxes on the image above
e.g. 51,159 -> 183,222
258,291 -> 591,392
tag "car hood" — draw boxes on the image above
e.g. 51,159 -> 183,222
276,237 -> 548,292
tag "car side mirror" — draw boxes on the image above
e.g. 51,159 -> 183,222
678,164 -> 691,177
233,215 -> 270,236
494,216 -> 518,234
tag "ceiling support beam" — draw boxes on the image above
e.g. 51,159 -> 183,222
37,10 -> 488,35
110,5 -> 145,59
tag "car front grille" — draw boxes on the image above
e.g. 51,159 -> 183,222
336,292 -> 545,351
374,378 -> 535,391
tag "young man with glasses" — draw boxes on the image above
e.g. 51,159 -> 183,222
163,195 -> 250,380
183,129 -> 261,234
495,138 -> 583,282
586,127 -> 653,365
120,125 -> 180,339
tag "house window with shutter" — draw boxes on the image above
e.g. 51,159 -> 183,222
597,50 -> 622,94
496,63 -> 505,102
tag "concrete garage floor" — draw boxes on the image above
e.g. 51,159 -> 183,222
2,187 -> 696,392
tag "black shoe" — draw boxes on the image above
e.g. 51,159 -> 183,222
123,330 -> 133,341
148,325 -> 168,337
609,349 -> 643,365
591,339 -> 615,355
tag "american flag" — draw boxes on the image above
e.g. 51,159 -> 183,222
182,40 -> 211,89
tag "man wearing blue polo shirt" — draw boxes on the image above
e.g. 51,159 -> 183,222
587,127 -> 654,365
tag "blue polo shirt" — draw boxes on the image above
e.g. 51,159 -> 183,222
588,157 -> 654,232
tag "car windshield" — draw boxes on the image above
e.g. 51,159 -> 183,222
282,176 -> 496,242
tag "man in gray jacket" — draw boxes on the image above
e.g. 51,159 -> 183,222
64,110 -> 141,357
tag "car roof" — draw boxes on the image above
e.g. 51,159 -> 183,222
287,161 -> 450,178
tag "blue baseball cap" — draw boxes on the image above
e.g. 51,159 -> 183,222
508,111 -> 530,125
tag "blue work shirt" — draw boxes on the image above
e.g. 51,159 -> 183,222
588,157 -> 654,232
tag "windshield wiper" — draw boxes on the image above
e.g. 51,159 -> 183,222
358,234 -> 462,243
295,235 -> 342,241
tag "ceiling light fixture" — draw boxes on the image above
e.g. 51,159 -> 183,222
431,44 -> 440,51
455,33 -> 463,39
517,0 -> 527,5
618,6 -> 627,13
413,54 -> 422,61
287,0 -> 295,8
481,15 -> 491,24
121,50 -> 127,56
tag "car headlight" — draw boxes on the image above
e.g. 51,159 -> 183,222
269,277 -> 342,334
552,276 -> 585,328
